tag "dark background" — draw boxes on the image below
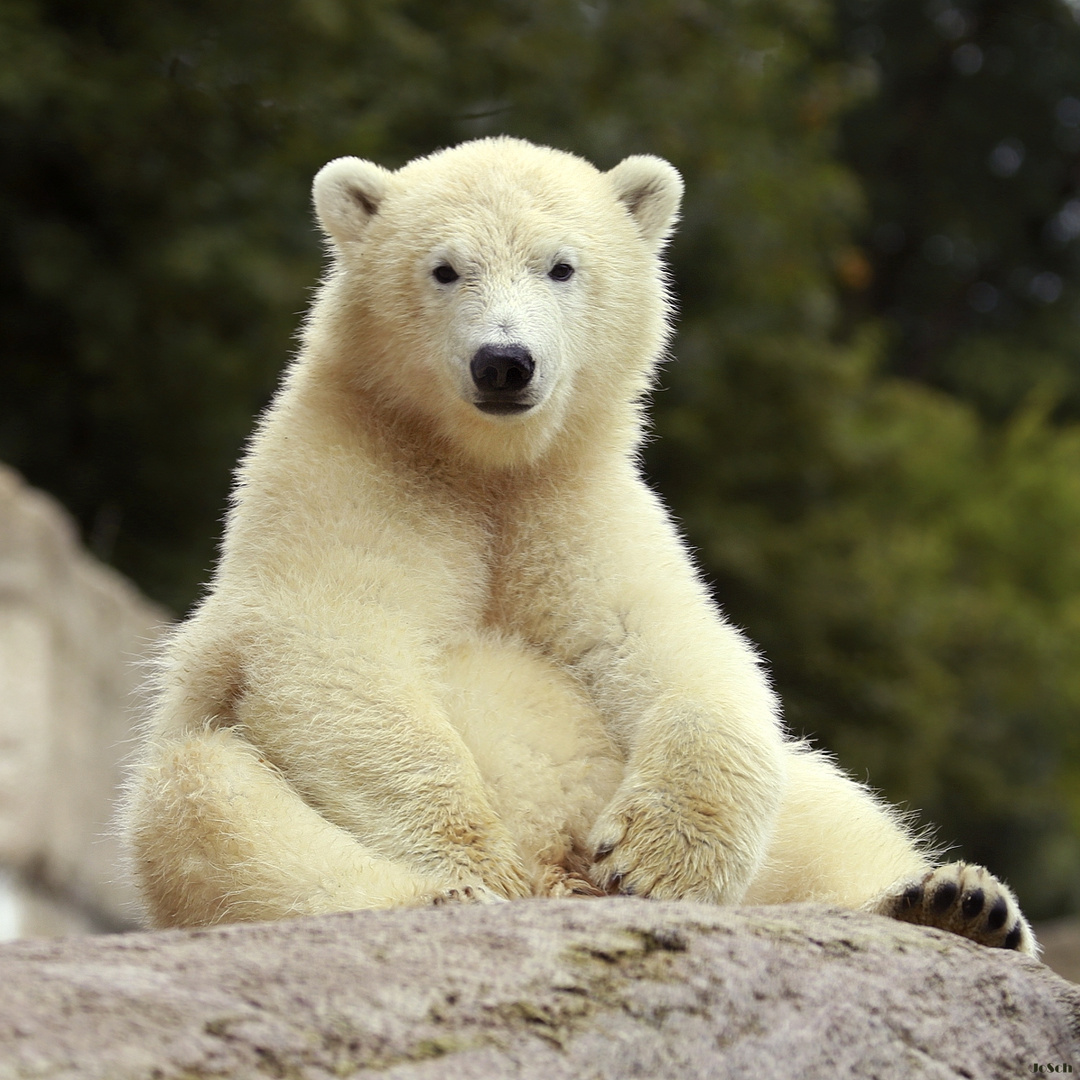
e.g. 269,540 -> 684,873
3,0 -> 1080,919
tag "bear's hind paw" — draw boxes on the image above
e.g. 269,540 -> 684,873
869,862 -> 1038,957
428,884 -> 507,907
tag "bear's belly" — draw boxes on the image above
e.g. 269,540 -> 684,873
438,630 -> 624,881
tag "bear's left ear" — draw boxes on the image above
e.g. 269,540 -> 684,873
313,157 -> 394,249
606,155 -> 684,252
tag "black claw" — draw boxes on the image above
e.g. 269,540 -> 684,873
1003,923 -> 1023,950
620,882 -> 637,896
901,883 -> 924,909
931,880 -> 959,913
961,888 -> 985,918
986,895 -> 1009,931
594,843 -> 615,862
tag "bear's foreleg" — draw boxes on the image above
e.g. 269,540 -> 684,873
577,605 -> 787,904
531,481 -> 788,904
586,717 -> 786,904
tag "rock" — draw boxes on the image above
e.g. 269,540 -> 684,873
0,465 -> 169,932
0,899 -> 1076,1079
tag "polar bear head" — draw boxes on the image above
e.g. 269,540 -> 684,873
307,137 -> 683,469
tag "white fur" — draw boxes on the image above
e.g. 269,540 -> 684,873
124,137 -> 939,928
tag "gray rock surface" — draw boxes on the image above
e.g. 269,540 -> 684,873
0,898 -> 1076,1079
0,464 -> 169,932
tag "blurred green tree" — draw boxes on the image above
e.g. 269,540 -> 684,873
2,0 -> 1079,917
836,0 -> 1080,417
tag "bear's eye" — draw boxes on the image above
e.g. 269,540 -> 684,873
433,264 -> 459,284
548,262 -> 575,282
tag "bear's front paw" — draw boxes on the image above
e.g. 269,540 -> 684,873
535,865 -> 605,899
587,786 -> 755,903
869,862 -> 1038,957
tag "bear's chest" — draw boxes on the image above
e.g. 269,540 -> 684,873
478,487 -> 606,645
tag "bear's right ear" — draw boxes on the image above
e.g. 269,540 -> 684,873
313,157 -> 393,248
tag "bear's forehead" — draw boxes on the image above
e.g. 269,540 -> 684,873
390,188 -> 618,269
403,174 -> 598,213
395,181 -> 593,231
388,142 -> 615,229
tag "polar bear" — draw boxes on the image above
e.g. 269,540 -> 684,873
123,137 -> 1035,955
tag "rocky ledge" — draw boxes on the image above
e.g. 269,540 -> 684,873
0,898 -> 1076,1079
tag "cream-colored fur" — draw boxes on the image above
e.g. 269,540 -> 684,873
122,137 -> 1034,954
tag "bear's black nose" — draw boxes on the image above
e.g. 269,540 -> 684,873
470,344 -> 535,392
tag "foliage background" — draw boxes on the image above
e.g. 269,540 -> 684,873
2,0 -> 1080,918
